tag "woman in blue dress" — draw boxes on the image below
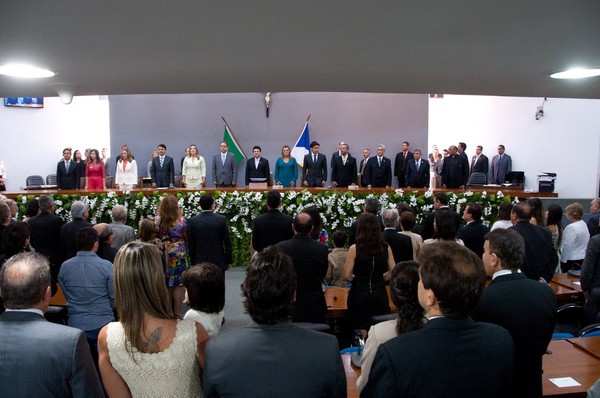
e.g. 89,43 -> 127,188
274,145 -> 298,187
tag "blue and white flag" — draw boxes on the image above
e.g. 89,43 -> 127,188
291,117 -> 311,168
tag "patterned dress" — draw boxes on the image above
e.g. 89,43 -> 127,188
155,217 -> 190,287
86,161 -> 106,190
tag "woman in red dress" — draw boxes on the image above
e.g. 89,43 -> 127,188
85,148 -> 106,190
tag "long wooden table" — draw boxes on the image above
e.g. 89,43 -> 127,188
343,339 -> 600,398
553,273 -> 583,292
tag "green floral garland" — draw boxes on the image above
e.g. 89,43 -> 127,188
16,189 -> 513,267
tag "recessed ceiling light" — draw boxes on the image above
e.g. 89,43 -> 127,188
0,63 -> 55,78
550,68 -> 600,79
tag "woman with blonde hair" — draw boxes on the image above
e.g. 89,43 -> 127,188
181,144 -> 206,189
155,195 -> 190,316
561,202 -> 590,272
115,146 -> 138,190
274,145 -> 298,187
98,241 -> 208,397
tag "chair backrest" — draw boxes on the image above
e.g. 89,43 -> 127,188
26,175 -> 45,187
468,172 -> 487,186
578,323 -> 600,338
46,174 -> 57,185
556,303 -> 584,325
551,332 -> 575,339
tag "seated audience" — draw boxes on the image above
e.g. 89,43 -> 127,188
203,246 -> 346,397
357,261 -> 425,392
490,202 -> 513,231
362,242 -> 514,397
472,229 -> 556,398
561,202 -> 590,272
510,202 -> 557,283
183,263 -> 225,337
0,252 -> 103,397
581,234 -> 600,324
59,227 -> 115,366
109,205 -> 136,249
98,242 -> 209,397
326,230 -> 349,287
343,213 -> 395,333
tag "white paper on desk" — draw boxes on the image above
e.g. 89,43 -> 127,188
573,281 -> 581,286
549,377 -> 581,387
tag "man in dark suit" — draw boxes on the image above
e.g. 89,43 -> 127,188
420,192 -> 462,240
472,229 -> 556,398
251,190 -> 293,252
458,203 -> 490,258
0,252 -> 104,397
382,209 -> 413,262
510,202 -> 558,283
581,234 -> 600,323
276,213 -> 328,323
187,194 -> 232,273
330,140 -> 348,168
302,141 -> 327,187
203,246 -> 346,397
490,144 -> 512,184
60,200 -> 92,264
363,242 -> 514,397
57,147 -> 81,189
470,145 -> 489,176
358,148 -> 371,187
587,198 -> 600,237
363,144 -> 392,188
441,145 -> 469,188
150,143 -> 175,188
245,145 -> 271,186
405,148 -> 430,188
27,195 -> 65,282
393,141 -> 413,188
331,142 -> 357,187
212,141 -> 238,187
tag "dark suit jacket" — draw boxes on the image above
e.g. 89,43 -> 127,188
302,153 -> 327,187
187,211 -> 232,270
472,272 -> 556,398
441,154 -> 469,188
277,234 -> 328,322
458,221 -> 490,258
510,221 -> 558,282
362,317 -> 514,398
251,209 -> 294,252
420,207 -> 462,241
581,234 -> 600,291
212,152 -> 238,186
471,154 -> 489,175
56,160 -> 81,189
394,151 -> 413,187
359,157 -> 370,187
405,158 -> 430,188
245,157 -> 271,186
204,321 -> 346,397
363,156 -> 392,187
0,311 -> 104,397
588,211 -> 600,237
27,211 -> 65,276
331,155 -> 357,187
60,218 -> 93,263
150,155 -> 175,187
383,228 -> 413,262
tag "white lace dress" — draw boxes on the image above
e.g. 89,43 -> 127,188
107,319 -> 201,397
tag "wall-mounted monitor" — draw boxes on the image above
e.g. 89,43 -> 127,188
4,97 -> 44,108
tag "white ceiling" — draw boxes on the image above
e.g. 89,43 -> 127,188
1,1 -> 599,99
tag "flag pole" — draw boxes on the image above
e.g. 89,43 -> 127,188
221,116 -> 247,159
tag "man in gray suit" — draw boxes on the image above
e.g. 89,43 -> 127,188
212,141 -> 238,187
203,246 -> 346,398
0,252 -> 104,397
490,144 -> 512,184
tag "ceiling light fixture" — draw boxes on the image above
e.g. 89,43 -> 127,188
0,63 -> 55,78
550,68 -> 600,79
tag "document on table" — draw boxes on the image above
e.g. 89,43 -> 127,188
549,377 -> 581,388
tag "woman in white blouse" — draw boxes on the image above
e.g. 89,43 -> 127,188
115,147 -> 138,190
561,202 -> 590,273
181,144 -> 206,189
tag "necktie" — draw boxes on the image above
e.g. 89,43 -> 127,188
314,155 -> 317,164
66,161 -> 70,171
160,157 -> 164,168
222,154 -> 226,165
416,160 -> 420,169
378,157 -> 381,167
499,155 -> 503,162
342,156 -> 346,166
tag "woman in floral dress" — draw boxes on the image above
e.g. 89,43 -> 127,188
155,195 -> 190,316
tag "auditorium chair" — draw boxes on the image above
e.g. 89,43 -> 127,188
468,172 -> 488,186
578,323 -> 600,338
554,303 -> 584,337
25,175 -> 45,187
46,174 -> 57,185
